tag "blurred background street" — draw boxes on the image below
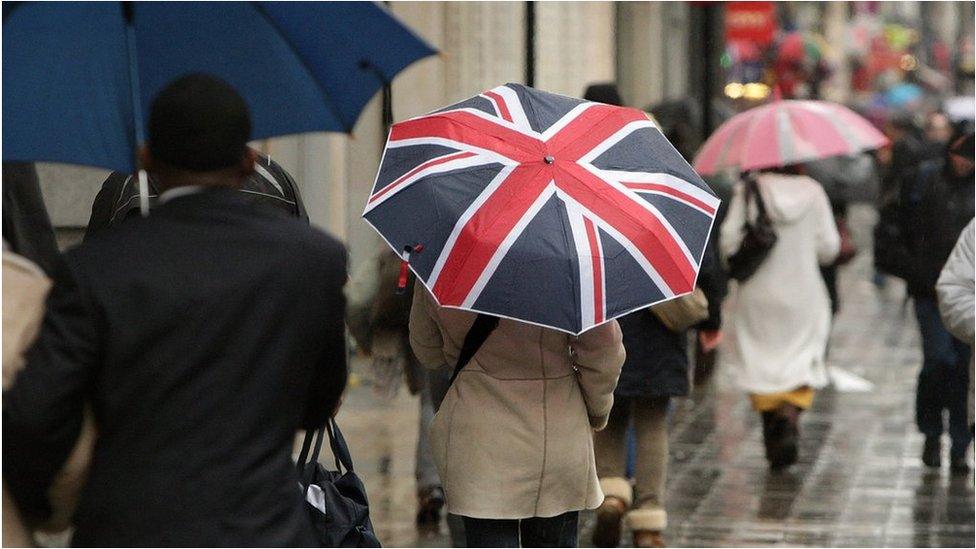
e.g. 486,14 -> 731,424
7,1 -> 974,547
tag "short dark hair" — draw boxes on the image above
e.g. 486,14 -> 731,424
147,73 -> 251,172
583,83 -> 624,107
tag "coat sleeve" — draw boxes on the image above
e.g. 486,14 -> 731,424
814,185 -> 841,265
571,320 -> 625,430
719,182 -> 747,265
937,220 -> 975,343
408,284 -> 447,368
2,257 -> 101,522
302,243 -> 349,430
695,239 -> 727,330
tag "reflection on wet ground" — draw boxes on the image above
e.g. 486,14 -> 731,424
335,206 -> 974,547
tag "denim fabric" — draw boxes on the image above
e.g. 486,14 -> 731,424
462,511 -> 579,548
914,297 -> 973,458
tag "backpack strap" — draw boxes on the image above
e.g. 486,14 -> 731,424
449,313 -> 499,384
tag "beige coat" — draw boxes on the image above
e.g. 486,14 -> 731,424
409,285 -> 625,519
2,251 -> 97,545
3,250 -> 51,547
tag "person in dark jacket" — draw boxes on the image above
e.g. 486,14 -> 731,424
592,247 -> 724,548
2,162 -> 61,275
906,132 -> 975,472
3,74 -> 348,546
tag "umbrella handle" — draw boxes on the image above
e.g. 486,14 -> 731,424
395,244 -> 423,294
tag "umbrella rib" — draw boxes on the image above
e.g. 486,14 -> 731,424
251,3 -> 353,132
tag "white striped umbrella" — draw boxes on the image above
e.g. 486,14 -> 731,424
693,99 -> 888,175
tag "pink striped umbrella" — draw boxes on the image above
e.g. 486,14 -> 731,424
693,100 -> 888,175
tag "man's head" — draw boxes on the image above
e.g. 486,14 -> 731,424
924,111 -> 953,145
141,73 -> 255,191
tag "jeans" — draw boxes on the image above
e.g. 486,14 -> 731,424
914,297 -> 973,458
462,512 -> 579,548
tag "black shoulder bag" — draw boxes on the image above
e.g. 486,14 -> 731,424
297,419 -> 381,548
727,176 -> 778,282
450,313 -> 500,385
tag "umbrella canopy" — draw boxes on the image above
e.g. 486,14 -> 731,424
363,84 -> 720,335
3,1 -> 436,173
693,99 -> 888,176
883,82 -> 924,108
944,96 -> 976,122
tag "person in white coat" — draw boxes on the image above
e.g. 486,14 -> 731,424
936,219 -> 975,432
719,168 -> 840,469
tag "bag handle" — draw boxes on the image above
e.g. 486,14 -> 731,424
296,418 -> 355,477
745,175 -> 772,226
450,313 -> 499,384
325,419 -> 355,473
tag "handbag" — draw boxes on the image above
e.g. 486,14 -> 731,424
649,287 -> 709,332
727,177 -> 778,281
297,419 -> 382,548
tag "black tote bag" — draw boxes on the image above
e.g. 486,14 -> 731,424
297,419 -> 381,548
727,176 -> 778,282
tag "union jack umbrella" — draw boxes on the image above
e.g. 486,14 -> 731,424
363,83 -> 720,335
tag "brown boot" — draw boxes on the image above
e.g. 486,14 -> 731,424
633,530 -> 666,548
593,477 -> 632,547
762,405 -> 800,469
592,496 -> 628,547
626,508 -> 667,548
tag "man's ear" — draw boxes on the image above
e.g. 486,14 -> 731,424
138,144 -> 153,172
241,147 -> 257,177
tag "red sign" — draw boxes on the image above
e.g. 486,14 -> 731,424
725,2 -> 777,46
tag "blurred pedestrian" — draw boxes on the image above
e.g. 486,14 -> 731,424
345,246 -> 452,532
3,74 -> 348,545
409,284 -> 625,548
905,133 -> 975,472
924,111 -> 954,151
2,163 -> 61,276
719,166 -> 840,469
592,248 -> 724,548
937,219 -> 975,433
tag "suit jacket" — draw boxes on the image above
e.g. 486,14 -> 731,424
3,189 -> 347,546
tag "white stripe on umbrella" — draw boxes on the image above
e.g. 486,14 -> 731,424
460,182 -> 557,308
425,163 -> 519,291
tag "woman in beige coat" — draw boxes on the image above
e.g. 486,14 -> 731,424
409,284 -> 625,547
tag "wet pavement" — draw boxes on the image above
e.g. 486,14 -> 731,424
334,205 -> 975,547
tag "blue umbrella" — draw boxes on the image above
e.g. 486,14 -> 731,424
3,1 -> 436,174
883,82 -> 924,108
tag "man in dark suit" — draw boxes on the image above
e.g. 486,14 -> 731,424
3,74 -> 347,546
